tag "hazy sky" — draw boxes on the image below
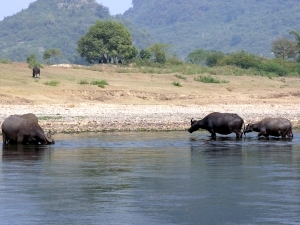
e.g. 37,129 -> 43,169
0,0 -> 132,21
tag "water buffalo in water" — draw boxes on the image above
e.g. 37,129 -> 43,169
32,66 -> 40,78
188,112 -> 244,139
244,117 -> 293,138
1,113 -> 55,145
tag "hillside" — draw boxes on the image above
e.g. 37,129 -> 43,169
0,0 -> 153,63
124,0 -> 300,58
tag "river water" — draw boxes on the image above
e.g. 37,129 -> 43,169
0,131 -> 300,225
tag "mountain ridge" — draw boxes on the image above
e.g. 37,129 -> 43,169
0,0 -> 152,63
124,0 -> 300,58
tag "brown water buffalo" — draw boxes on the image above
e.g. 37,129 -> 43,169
244,117 -> 293,138
188,112 -> 244,139
32,66 -> 40,78
1,113 -> 55,145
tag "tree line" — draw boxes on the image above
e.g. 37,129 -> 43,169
25,20 -> 300,77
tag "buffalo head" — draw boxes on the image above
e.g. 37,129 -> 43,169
45,131 -> 55,145
188,118 -> 198,133
244,123 -> 253,134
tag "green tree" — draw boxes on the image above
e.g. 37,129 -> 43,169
187,49 -> 208,65
147,43 -> 172,64
139,49 -> 151,60
206,51 -> 225,67
289,30 -> 300,62
43,48 -> 62,64
77,20 -> 138,64
219,51 -> 261,69
271,37 -> 296,60
187,49 -> 224,67
26,54 -> 41,68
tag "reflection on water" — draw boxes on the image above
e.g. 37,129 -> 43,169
2,144 -> 52,161
1,132 -> 300,225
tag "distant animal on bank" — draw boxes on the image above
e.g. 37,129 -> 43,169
244,117 -> 293,138
32,66 -> 40,78
188,112 -> 244,139
99,56 -> 108,64
1,113 -> 55,145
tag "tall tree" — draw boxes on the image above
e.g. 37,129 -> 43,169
187,49 -> 208,65
147,43 -> 172,64
26,54 -> 41,68
43,48 -> 62,64
187,49 -> 224,66
77,20 -> 137,64
289,30 -> 300,62
271,37 -> 296,60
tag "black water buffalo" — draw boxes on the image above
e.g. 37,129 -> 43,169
1,113 -> 55,145
32,66 -> 40,78
188,112 -> 244,139
244,117 -> 293,138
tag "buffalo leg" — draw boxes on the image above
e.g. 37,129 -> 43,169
208,128 -> 216,139
17,135 -> 24,144
234,130 -> 243,138
2,133 -> 7,144
280,131 -> 287,138
288,130 -> 293,138
258,129 -> 267,138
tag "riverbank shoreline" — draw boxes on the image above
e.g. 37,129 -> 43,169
1,103 -> 299,133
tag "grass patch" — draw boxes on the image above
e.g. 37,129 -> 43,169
116,68 -> 131,73
78,79 -> 89,85
90,79 -> 109,88
172,81 -> 182,87
44,80 -> 60,86
38,115 -> 63,120
194,75 -> 229,84
0,58 -> 11,64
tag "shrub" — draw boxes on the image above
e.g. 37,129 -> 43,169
172,81 -> 182,87
166,56 -> 185,66
187,49 -> 224,67
78,80 -> 89,85
44,81 -> 59,86
206,51 -> 225,67
194,75 -> 229,84
90,79 -> 109,88
219,51 -> 262,69
259,61 -> 287,76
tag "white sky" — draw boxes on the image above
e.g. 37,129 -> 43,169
0,0 -> 132,21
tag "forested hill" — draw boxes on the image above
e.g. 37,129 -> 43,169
0,0 -> 153,63
124,0 -> 300,58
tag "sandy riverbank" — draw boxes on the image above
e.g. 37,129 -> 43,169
0,103 -> 299,133
1,63 -> 300,134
